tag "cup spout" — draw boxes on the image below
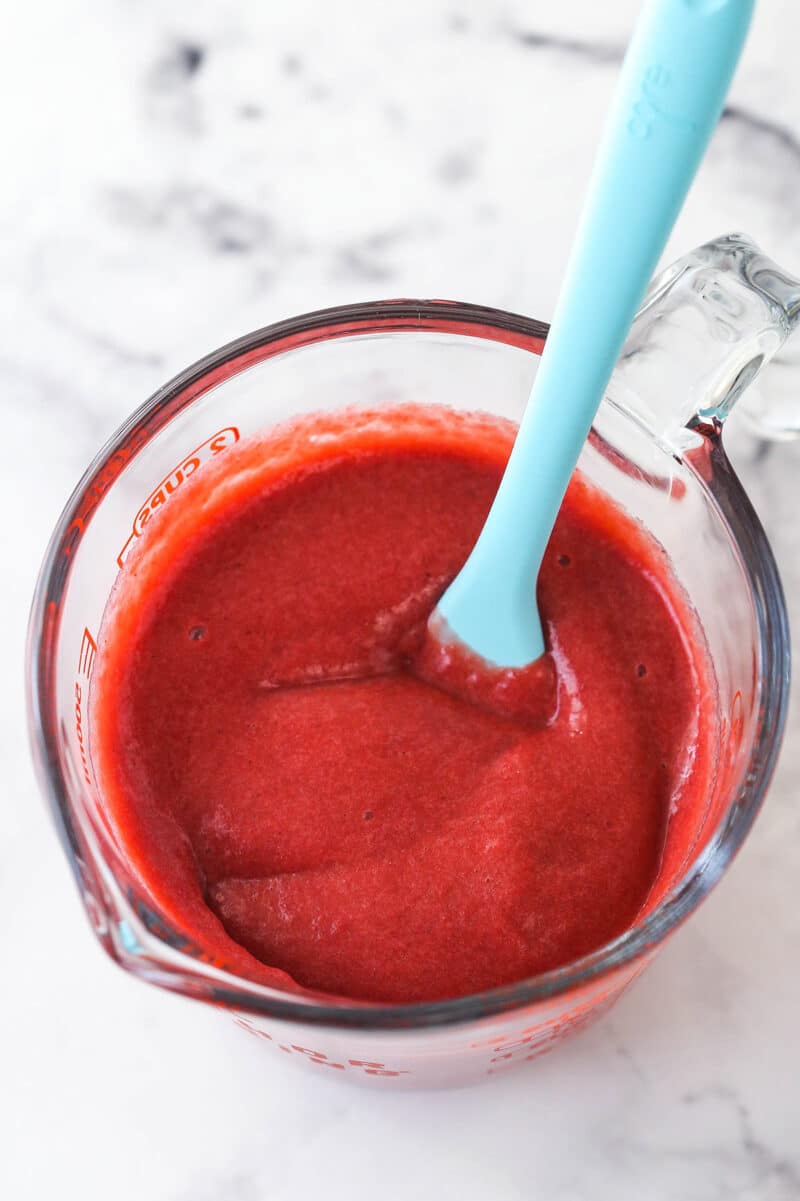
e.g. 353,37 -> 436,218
612,233 -> 800,444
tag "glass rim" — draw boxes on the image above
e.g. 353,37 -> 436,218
26,298 -> 792,1031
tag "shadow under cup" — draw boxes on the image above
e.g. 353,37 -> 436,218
27,301 -> 789,1087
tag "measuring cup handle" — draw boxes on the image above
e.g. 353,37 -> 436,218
613,232 -> 800,442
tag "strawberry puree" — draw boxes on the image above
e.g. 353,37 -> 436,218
91,406 -> 717,1003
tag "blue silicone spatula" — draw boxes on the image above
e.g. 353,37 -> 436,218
433,0 -> 754,668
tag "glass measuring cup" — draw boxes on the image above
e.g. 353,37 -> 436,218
27,233 -> 797,1088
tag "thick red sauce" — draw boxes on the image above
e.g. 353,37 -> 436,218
92,407 -> 717,1003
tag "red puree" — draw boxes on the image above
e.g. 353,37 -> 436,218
92,406 -> 717,1004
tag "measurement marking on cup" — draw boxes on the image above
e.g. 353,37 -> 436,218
78,626 -> 97,677
116,426 -> 240,567
232,1017 -> 410,1077
74,626 -> 98,786
467,974 -> 630,1076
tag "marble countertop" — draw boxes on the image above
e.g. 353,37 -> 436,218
4,1 -> 800,1197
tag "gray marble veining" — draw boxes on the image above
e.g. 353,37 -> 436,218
3,2 -> 800,1199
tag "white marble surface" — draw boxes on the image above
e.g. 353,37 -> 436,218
4,1 -> 800,1197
